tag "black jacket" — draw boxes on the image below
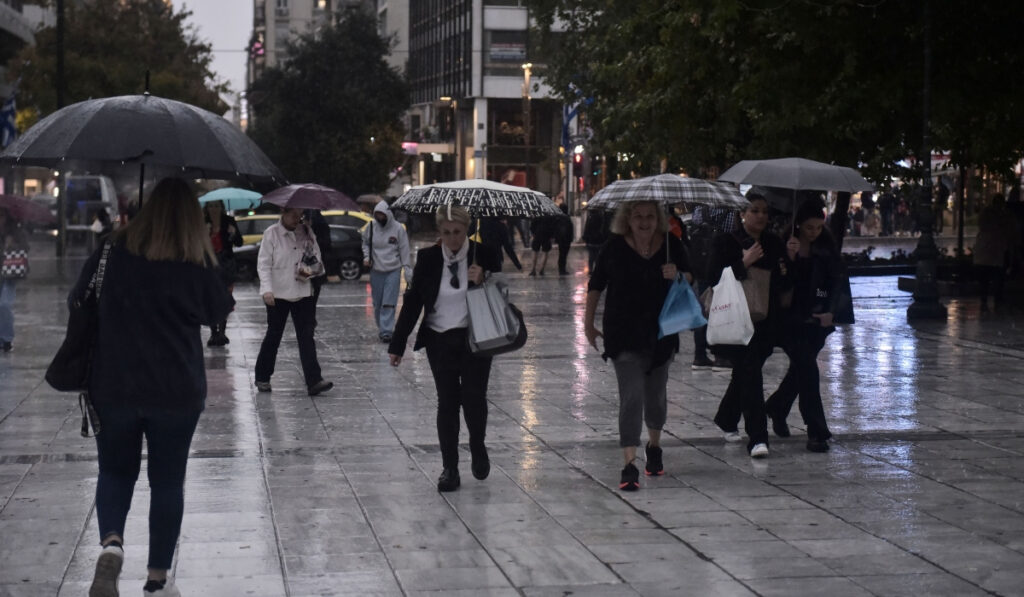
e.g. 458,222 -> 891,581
789,231 -> 853,325
388,241 -> 501,357
73,241 -> 234,413
709,228 -> 794,332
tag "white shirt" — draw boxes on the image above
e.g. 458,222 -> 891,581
257,222 -> 321,301
426,241 -> 469,332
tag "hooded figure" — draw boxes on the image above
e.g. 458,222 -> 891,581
362,200 -> 412,342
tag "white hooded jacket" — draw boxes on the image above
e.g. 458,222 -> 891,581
362,200 -> 412,280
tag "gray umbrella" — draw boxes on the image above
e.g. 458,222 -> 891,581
718,157 -> 874,193
0,93 -> 285,198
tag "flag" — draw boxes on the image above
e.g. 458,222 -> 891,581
0,94 -> 15,148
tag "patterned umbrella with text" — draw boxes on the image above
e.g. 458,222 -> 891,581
392,179 -> 562,218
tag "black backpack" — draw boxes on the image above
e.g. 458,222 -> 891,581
687,222 -> 717,281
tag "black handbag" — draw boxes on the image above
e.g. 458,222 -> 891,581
45,242 -> 111,436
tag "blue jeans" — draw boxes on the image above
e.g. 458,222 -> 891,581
370,269 -> 401,336
0,279 -> 15,343
94,404 -> 201,570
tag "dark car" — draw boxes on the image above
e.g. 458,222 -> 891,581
234,225 -> 368,282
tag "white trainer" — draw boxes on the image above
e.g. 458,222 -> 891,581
750,443 -> 770,458
723,431 -> 742,443
89,544 -> 123,597
143,578 -> 181,597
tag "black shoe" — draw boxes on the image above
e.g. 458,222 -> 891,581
768,411 -> 791,438
691,355 -> 714,369
711,357 -> 733,372
558,269 -> 569,276
806,439 -> 830,453
437,468 -> 461,492
619,463 -> 640,491
1,341 -> 11,353
644,444 -> 664,476
308,380 -> 334,396
471,446 -> 490,480
218,333 -> 230,345
206,335 -> 218,347
528,270 -> 537,277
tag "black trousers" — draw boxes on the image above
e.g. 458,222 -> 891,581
255,296 -> 322,387
713,324 -> 776,451
425,328 -> 493,469
556,240 -> 571,273
765,323 -> 833,441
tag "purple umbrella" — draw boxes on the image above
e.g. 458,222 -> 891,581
0,194 -> 57,225
261,183 -> 359,211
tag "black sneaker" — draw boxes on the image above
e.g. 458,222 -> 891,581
806,438 -> 830,453
308,380 -> 334,396
619,463 -> 640,491
711,357 -> 733,372
471,445 -> 490,480
644,444 -> 664,476
769,412 -> 791,438
691,355 -> 714,369
437,468 -> 461,492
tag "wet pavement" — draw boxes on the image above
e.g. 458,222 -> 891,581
2,241 -> 1024,596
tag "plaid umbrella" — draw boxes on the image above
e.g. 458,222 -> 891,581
392,179 -> 562,218
586,174 -> 749,211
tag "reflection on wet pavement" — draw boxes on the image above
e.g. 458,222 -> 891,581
2,247 -> 1024,596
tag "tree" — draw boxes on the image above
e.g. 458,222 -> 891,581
7,0 -> 227,127
247,9 -> 410,197
530,0 -> 1024,184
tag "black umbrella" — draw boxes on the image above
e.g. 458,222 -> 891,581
0,92 -> 285,202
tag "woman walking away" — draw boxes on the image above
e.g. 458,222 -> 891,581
80,178 -> 234,597
974,194 -> 1019,311
584,201 -> 691,491
255,207 -> 334,396
765,199 -> 850,453
362,199 -> 412,342
388,206 -> 502,492
203,199 -> 243,346
711,193 -> 793,459
0,207 -> 28,353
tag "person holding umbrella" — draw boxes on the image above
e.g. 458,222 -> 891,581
0,206 -> 29,353
710,192 -> 794,458
583,200 -> 691,491
78,178 -> 234,597
254,207 -> 334,396
387,205 -> 502,493
202,200 -> 242,346
362,199 -> 412,343
765,198 -> 850,453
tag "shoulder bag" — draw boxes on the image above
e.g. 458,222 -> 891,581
465,274 -> 527,356
45,241 -> 112,437
1,248 -> 28,279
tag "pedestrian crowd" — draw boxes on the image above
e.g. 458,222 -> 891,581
1,175 -> 1020,596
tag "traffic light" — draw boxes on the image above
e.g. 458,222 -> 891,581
573,153 -> 582,167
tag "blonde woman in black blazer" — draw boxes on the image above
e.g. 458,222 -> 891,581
388,205 -> 502,492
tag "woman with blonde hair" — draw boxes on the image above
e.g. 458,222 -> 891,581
79,177 -> 234,597
388,205 -> 502,492
584,200 -> 691,491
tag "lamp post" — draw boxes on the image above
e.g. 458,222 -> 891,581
440,96 -> 458,180
907,0 -> 946,320
521,62 -> 532,188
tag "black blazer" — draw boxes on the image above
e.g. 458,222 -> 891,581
388,241 -> 501,357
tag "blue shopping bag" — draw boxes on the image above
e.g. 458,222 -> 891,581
658,277 -> 708,339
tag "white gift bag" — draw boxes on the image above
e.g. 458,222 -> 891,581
466,274 -> 527,355
706,267 -> 755,346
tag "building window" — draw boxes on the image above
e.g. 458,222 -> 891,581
484,30 -> 527,77
276,0 -> 289,17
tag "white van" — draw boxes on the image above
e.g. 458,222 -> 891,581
63,175 -> 120,231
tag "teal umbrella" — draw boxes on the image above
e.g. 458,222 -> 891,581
198,187 -> 262,212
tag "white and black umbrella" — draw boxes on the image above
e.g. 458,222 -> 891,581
392,179 -> 561,218
586,174 -> 749,211
0,92 -> 285,202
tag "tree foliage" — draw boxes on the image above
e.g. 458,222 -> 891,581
7,0 -> 227,126
530,0 -> 1024,184
247,9 -> 410,197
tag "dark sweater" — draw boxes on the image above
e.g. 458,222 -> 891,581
709,228 -> 794,332
588,234 -> 690,366
72,241 -> 234,412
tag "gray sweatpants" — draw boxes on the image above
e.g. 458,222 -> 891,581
611,351 -> 672,447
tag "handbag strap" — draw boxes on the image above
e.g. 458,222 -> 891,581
87,241 -> 112,300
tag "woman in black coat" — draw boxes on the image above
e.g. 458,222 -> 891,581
710,193 -> 793,458
765,199 -> 851,452
203,200 -> 243,346
388,205 -> 502,493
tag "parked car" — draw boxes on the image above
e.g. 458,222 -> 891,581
234,225 -> 368,282
234,214 -> 280,245
322,209 -> 372,229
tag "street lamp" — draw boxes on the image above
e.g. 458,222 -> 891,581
521,63 -> 532,188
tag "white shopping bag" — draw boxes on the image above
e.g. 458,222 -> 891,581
466,274 -> 526,355
706,267 -> 755,346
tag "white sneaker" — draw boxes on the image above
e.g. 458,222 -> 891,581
723,431 -> 742,443
143,578 -> 181,597
89,544 -> 123,597
750,443 -> 770,458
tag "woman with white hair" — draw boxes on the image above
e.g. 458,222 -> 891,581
388,205 -> 502,492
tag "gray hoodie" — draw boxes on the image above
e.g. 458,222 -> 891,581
362,200 -> 412,280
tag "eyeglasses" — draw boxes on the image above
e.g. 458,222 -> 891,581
448,262 -> 460,289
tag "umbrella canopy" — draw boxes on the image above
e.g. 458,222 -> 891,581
198,187 -> 262,212
392,179 -> 561,218
718,157 -> 874,193
0,93 -> 285,186
0,194 -> 57,225
261,183 -> 359,211
356,193 -> 383,207
587,174 -> 749,211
